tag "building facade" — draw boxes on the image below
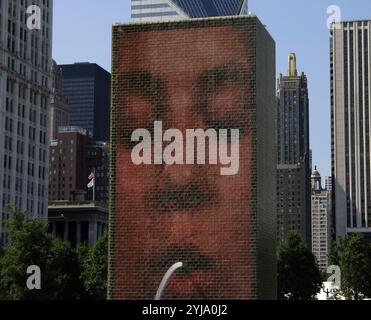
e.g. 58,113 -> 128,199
311,167 -> 332,271
50,60 -> 69,140
331,20 -> 371,239
276,53 -> 311,246
49,126 -> 109,204
48,201 -> 107,246
59,63 -> 110,142
325,176 -> 333,191
0,0 -> 53,244
131,0 -> 249,22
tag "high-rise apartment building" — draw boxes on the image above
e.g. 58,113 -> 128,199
59,63 -> 110,142
331,20 -> 371,240
276,53 -> 311,246
311,167 -> 332,271
0,0 -> 53,244
325,176 -> 333,191
131,0 -> 249,22
50,60 -> 69,140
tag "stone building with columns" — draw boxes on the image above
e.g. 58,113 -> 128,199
48,200 -> 107,246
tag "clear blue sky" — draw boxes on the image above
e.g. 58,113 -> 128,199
53,0 -> 371,178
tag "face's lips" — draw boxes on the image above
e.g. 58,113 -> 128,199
166,271 -> 216,299
149,246 -> 216,299
150,246 -> 215,274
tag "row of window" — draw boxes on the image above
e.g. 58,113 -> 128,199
6,80 -> 48,109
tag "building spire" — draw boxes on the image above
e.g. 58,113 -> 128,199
288,53 -> 298,76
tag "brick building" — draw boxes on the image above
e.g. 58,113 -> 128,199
311,167 -> 332,271
49,126 -> 109,204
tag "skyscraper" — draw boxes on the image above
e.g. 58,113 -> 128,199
276,53 -> 311,246
131,0 -> 249,22
331,20 -> 371,240
311,167 -> 332,271
59,63 -> 110,142
325,176 -> 333,191
0,0 -> 53,244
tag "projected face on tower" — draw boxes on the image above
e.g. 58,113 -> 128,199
112,22 -> 254,299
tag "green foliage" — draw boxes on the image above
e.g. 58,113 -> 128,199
278,231 -> 322,300
329,234 -> 371,300
0,208 -> 51,300
44,238 -> 86,299
0,207 -> 107,300
79,233 -> 108,299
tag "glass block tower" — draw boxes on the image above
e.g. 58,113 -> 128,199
131,0 -> 249,22
0,0 -> 53,244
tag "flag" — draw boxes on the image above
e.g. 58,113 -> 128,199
87,178 -> 95,189
87,171 -> 95,189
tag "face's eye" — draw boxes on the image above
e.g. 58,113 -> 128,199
207,84 -> 250,132
115,71 -> 168,150
127,94 -> 153,127
196,64 -> 252,135
118,94 -> 154,150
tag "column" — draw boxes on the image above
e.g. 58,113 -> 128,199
97,222 -> 101,238
88,220 -> 97,246
64,222 -> 69,241
76,222 -> 81,245
52,223 -> 56,237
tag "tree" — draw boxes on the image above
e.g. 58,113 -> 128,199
0,207 -> 85,300
79,233 -> 107,299
0,208 -> 51,300
45,238 -> 86,299
278,231 -> 322,300
329,234 -> 371,300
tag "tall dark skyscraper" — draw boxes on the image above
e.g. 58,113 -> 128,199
131,0 -> 249,22
331,20 -> 371,239
276,53 -> 311,246
59,63 -> 110,142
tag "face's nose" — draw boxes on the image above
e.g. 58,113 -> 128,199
159,164 -> 194,188
165,85 -> 204,132
150,83 -> 218,213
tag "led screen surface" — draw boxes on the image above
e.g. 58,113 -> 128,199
110,17 -> 265,300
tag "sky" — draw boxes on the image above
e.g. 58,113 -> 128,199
53,0 -> 371,178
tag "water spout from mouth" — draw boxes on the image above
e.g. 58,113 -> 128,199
155,262 -> 183,300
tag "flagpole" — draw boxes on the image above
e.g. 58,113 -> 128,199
93,168 -> 96,203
